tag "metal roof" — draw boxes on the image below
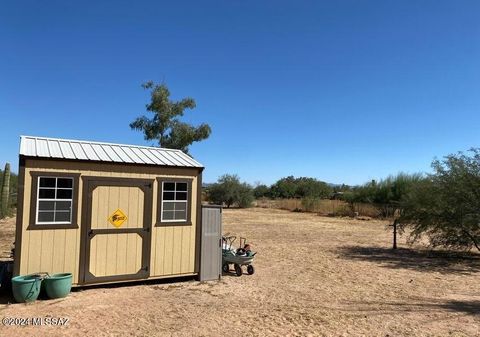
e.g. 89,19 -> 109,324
19,136 -> 203,168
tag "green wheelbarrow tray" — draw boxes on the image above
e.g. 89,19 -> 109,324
222,249 -> 257,276
222,249 -> 256,266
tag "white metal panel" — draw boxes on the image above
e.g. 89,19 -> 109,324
90,144 -> 111,161
58,141 -> 76,159
180,151 -> 201,167
102,145 -> 122,162
174,152 -> 196,167
151,150 -> 176,166
47,140 -> 62,157
36,138 -> 50,157
130,147 -> 155,164
111,145 -> 134,163
141,148 -> 164,165
18,135 -> 203,168
147,149 -> 171,165
69,142 -> 89,160
121,146 -> 144,163
161,151 -> 185,166
80,143 -> 100,161
22,137 -> 36,156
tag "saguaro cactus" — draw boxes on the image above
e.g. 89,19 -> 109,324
0,163 -> 10,218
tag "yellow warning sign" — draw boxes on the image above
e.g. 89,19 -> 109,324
108,209 -> 128,228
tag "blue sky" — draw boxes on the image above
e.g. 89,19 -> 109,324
1,1 -> 479,185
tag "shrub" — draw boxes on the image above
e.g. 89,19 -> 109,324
207,174 -> 254,208
301,197 -> 319,212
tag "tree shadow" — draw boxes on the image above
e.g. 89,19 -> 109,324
338,298 -> 480,316
337,246 -> 480,274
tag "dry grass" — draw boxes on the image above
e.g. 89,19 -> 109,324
0,208 -> 479,336
0,216 -> 15,261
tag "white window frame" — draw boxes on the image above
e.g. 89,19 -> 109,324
160,181 -> 188,223
35,176 -> 74,225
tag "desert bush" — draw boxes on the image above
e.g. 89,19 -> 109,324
207,174 -> 254,208
347,173 -> 423,218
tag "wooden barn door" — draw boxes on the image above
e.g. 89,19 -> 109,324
80,177 -> 153,284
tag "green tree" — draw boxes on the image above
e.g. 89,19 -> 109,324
398,149 -> 480,252
253,184 -> 270,199
270,176 -> 297,198
130,81 -> 211,153
207,174 -> 254,208
270,176 -> 332,199
296,177 -> 332,199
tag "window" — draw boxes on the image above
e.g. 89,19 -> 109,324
29,172 -> 80,229
156,178 -> 192,226
36,177 -> 73,224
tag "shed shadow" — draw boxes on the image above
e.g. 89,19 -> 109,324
337,246 -> 480,274
0,290 -> 14,305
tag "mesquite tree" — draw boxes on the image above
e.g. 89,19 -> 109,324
398,149 -> 480,252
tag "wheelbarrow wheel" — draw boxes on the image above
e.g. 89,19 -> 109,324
234,264 -> 242,277
247,265 -> 255,275
222,263 -> 229,273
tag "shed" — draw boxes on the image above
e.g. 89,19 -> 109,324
14,135 -> 221,286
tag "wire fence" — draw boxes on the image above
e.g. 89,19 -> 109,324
255,198 -> 396,219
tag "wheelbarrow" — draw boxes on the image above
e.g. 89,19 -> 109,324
222,235 -> 256,276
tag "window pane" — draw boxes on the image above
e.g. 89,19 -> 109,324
39,177 -> 56,188
164,182 -> 175,191
38,212 -> 55,222
38,201 -> 55,211
56,201 -> 71,211
163,202 -> 174,211
174,210 -> 187,220
174,202 -> 186,211
176,183 -> 187,191
54,211 -> 71,222
176,192 -> 187,201
163,192 -> 175,200
57,189 -> 73,199
39,188 -> 55,199
57,178 -> 73,188
162,210 -> 174,220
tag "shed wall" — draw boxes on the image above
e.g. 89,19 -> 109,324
18,159 -> 199,285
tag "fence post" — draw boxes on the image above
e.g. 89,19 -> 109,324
392,219 -> 398,249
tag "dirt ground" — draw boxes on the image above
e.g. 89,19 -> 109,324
0,208 -> 479,337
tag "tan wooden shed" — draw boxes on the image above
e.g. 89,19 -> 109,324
13,135 -> 210,286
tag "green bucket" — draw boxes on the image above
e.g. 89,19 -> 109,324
43,273 -> 72,299
11,274 -> 43,303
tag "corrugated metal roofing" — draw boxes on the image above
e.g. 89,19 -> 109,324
19,136 -> 203,168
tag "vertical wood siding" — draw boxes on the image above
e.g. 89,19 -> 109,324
19,159 -> 199,285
